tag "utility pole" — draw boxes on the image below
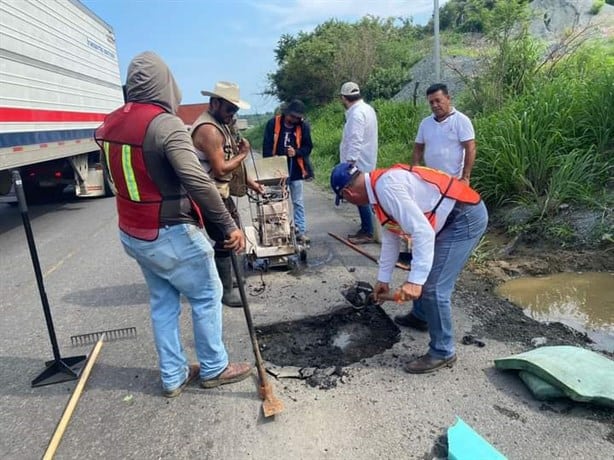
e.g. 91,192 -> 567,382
434,0 -> 441,82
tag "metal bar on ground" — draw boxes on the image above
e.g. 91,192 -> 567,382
328,232 -> 410,271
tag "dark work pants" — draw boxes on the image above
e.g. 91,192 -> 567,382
204,196 -> 241,258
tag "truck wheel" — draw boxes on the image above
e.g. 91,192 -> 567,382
103,171 -> 116,197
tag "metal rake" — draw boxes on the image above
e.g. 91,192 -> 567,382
70,327 -> 137,346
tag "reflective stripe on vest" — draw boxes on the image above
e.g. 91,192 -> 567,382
121,144 -> 140,201
370,164 -> 481,238
272,115 -> 308,179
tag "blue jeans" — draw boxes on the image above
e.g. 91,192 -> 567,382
411,201 -> 488,359
289,180 -> 306,234
358,204 -> 373,236
120,224 -> 228,391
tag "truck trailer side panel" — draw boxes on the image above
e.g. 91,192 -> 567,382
0,0 -> 123,197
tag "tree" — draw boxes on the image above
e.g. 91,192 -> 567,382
266,17 -> 421,105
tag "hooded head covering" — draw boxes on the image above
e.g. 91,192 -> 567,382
125,51 -> 182,114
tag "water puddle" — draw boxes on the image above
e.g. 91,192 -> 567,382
496,272 -> 614,352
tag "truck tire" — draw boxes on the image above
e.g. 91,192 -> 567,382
103,170 -> 116,197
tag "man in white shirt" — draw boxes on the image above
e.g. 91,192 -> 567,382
330,162 -> 488,373
413,83 -> 476,182
395,83 -> 477,330
339,82 -> 378,244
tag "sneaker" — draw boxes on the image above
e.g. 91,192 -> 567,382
347,230 -> 374,244
201,362 -> 252,389
296,233 -> 310,244
163,364 -> 200,398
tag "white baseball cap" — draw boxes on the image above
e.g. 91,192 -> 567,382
340,81 -> 360,96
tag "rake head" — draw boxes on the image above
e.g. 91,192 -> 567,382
71,327 -> 137,346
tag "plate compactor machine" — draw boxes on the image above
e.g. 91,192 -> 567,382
244,156 -> 308,269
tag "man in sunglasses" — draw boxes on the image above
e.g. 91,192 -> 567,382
262,99 -> 314,244
191,81 -> 264,308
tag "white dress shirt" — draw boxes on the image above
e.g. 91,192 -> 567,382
340,100 -> 378,173
365,168 -> 455,285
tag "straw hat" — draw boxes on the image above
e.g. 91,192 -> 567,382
201,81 -> 250,109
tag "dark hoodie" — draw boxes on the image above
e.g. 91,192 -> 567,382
124,52 -> 235,234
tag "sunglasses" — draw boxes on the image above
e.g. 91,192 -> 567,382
220,99 -> 239,115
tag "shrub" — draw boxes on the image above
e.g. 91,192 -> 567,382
590,0 -> 605,14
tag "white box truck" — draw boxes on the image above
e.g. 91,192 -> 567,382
0,0 -> 124,201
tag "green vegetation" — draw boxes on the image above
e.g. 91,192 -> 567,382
266,17 -> 427,105
246,0 -> 614,242
474,42 -> 614,214
590,0 -> 605,14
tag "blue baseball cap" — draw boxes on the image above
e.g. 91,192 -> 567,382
330,162 -> 359,205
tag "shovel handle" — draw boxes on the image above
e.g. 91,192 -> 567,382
373,291 -> 403,304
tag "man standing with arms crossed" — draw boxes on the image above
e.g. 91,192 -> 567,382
339,82 -> 378,244
191,82 -> 264,308
395,83 -> 477,330
412,83 -> 476,183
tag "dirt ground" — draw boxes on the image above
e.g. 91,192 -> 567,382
466,237 -> 613,351
449,237 -> 614,426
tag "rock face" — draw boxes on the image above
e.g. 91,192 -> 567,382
529,0 -> 614,40
392,54 -> 478,101
394,0 -> 614,101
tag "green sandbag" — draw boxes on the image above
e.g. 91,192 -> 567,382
518,371 -> 566,401
495,346 -> 614,407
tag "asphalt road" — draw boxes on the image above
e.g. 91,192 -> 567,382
1,184 -> 611,459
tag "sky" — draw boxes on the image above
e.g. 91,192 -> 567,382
81,0 -> 448,115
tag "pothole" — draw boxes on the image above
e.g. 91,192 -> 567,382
258,305 -> 401,369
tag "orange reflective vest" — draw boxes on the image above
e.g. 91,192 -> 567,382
95,102 -> 174,241
272,115 -> 309,179
370,164 -> 481,238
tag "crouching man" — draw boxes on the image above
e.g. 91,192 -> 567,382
330,162 -> 487,373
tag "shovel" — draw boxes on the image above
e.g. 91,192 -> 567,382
230,251 -> 284,418
342,281 -> 404,309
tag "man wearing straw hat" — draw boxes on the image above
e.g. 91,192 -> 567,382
191,82 -> 264,308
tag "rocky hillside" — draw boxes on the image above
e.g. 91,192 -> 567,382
394,0 -> 614,100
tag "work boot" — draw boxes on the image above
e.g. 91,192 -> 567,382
201,362 -> 252,389
347,230 -> 374,245
404,354 -> 457,374
215,256 -> 242,308
394,312 -> 428,331
231,254 -> 247,288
